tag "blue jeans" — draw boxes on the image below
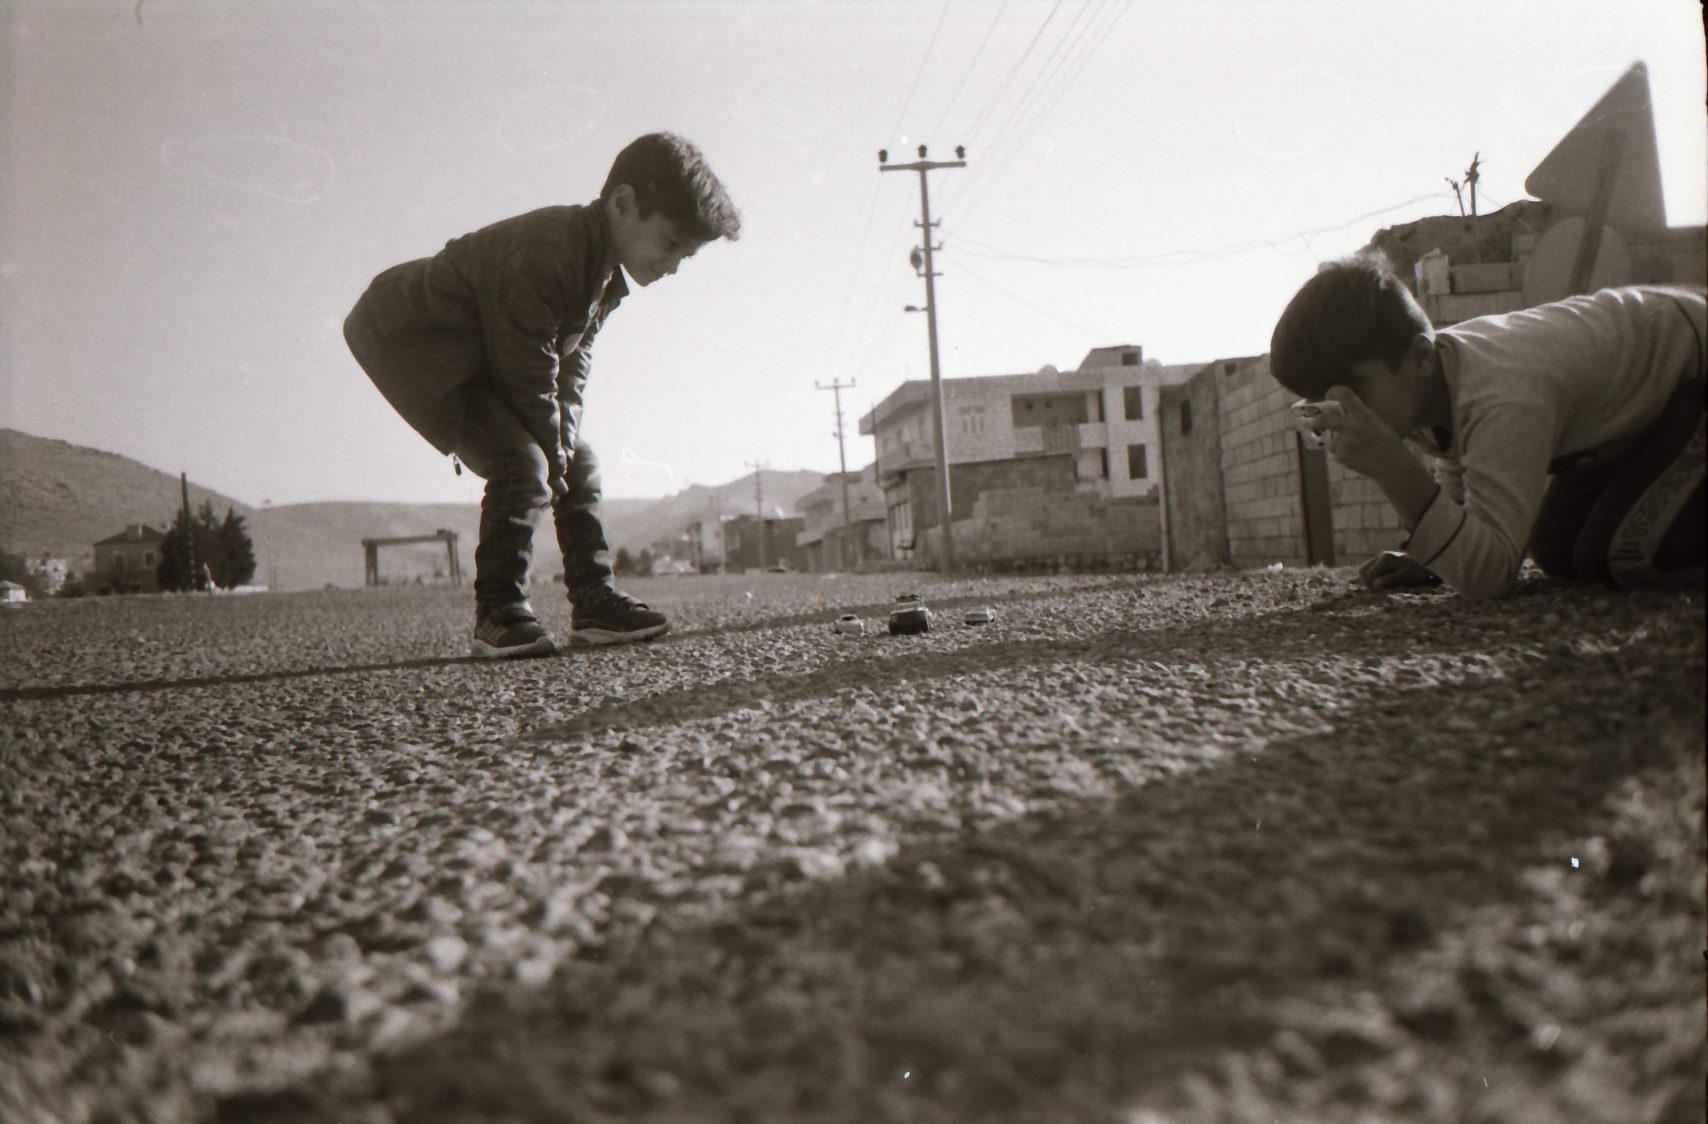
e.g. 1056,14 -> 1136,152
344,307 -> 613,613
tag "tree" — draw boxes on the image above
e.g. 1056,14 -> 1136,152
215,508 -> 257,588
613,547 -> 635,574
636,549 -> 654,576
157,502 -> 255,591
157,503 -> 211,591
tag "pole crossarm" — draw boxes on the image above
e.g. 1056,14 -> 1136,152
880,160 -> 968,173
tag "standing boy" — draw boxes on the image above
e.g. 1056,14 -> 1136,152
345,133 -> 741,656
1270,255 -> 1704,598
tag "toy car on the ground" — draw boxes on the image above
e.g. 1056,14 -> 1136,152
888,593 -> 932,635
832,613 -> 866,636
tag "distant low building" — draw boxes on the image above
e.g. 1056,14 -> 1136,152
721,513 -> 805,573
91,524 -> 166,594
795,463 -> 886,572
0,580 -> 27,605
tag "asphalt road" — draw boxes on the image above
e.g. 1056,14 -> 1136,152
2,569 -> 1703,1123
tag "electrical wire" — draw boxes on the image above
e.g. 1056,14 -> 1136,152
949,0 -> 1126,222
958,0 -> 1066,153
951,256 -> 1114,339
953,191 -> 1457,269
890,0 -> 956,140
952,0 -> 1104,205
928,0 -> 1011,142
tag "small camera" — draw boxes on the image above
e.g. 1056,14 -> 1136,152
1291,398 -> 1343,449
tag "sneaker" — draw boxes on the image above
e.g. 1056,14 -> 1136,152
569,586 -> 670,646
471,604 -> 556,659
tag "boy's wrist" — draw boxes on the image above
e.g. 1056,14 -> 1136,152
1370,449 -> 1438,528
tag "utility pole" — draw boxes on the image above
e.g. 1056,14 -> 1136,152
179,472 -> 197,591
744,459 -> 769,570
262,498 -> 276,591
816,378 -> 859,568
880,143 -> 965,574
1465,152 -> 1482,262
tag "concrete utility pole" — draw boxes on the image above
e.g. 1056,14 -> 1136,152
1465,152 -> 1482,262
880,143 -> 965,574
178,472 -> 197,591
745,460 -> 769,570
816,378 -> 859,568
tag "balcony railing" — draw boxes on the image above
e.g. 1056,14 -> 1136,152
1015,423 -> 1080,456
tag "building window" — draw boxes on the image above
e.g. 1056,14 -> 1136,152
1100,448 -> 1110,478
1127,443 -> 1148,479
1123,386 -> 1143,420
1179,401 -> 1193,435
1222,361 -> 1237,376
1121,351 -> 1139,367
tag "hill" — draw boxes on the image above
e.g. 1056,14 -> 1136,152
0,428 -> 252,576
0,428 -> 830,591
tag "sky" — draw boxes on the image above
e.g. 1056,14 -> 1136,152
1,0 -> 1703,506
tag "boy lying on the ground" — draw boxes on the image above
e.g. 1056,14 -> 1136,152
1270,255 -> 1704,598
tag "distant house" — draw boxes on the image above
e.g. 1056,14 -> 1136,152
91,524 -> 166,594
0,580 -> 26,606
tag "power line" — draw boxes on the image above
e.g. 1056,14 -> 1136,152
959,0 -> 1100,172
952,191 -> 1456,269
952,257 -> 1114,339
950,0 -> 1125,221
891,0 -> 955,137
959,0 -> 1066,151
929,0 -> 1011,140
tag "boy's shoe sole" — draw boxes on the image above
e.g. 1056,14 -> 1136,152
567,622 -> 670,647
470,635 -> 557,659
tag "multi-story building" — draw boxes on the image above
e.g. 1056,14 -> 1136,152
795,464 -> 887,572
91,524 -> 165,595
859,346 -> 1200,570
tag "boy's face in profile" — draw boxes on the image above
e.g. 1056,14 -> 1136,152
608,184 -> 707,287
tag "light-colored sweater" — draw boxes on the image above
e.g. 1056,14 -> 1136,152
1405,284 -> 1706,598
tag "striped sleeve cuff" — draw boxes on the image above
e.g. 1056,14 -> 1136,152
1404,485 -> 1467,568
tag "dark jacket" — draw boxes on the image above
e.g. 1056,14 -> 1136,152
353,202 -> 628,487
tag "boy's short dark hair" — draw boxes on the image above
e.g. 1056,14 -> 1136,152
601,132 -> 741,243
1270,252 -> 1432,398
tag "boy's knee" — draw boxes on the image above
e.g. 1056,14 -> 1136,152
468,441 -> 553,504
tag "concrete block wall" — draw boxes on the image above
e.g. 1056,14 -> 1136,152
1210,355 -> 1425,568
1215,358 -> 1308,566
953,488 -> 1161,567
1327,463 -> 1408,560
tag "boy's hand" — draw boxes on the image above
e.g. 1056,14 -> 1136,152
1318,386 -> 1406,476
1359,550 -> 1439,590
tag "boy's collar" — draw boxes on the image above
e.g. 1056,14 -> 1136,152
587,198 -> 621,279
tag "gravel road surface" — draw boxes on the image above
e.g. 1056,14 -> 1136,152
2,569 -> 1702,1123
